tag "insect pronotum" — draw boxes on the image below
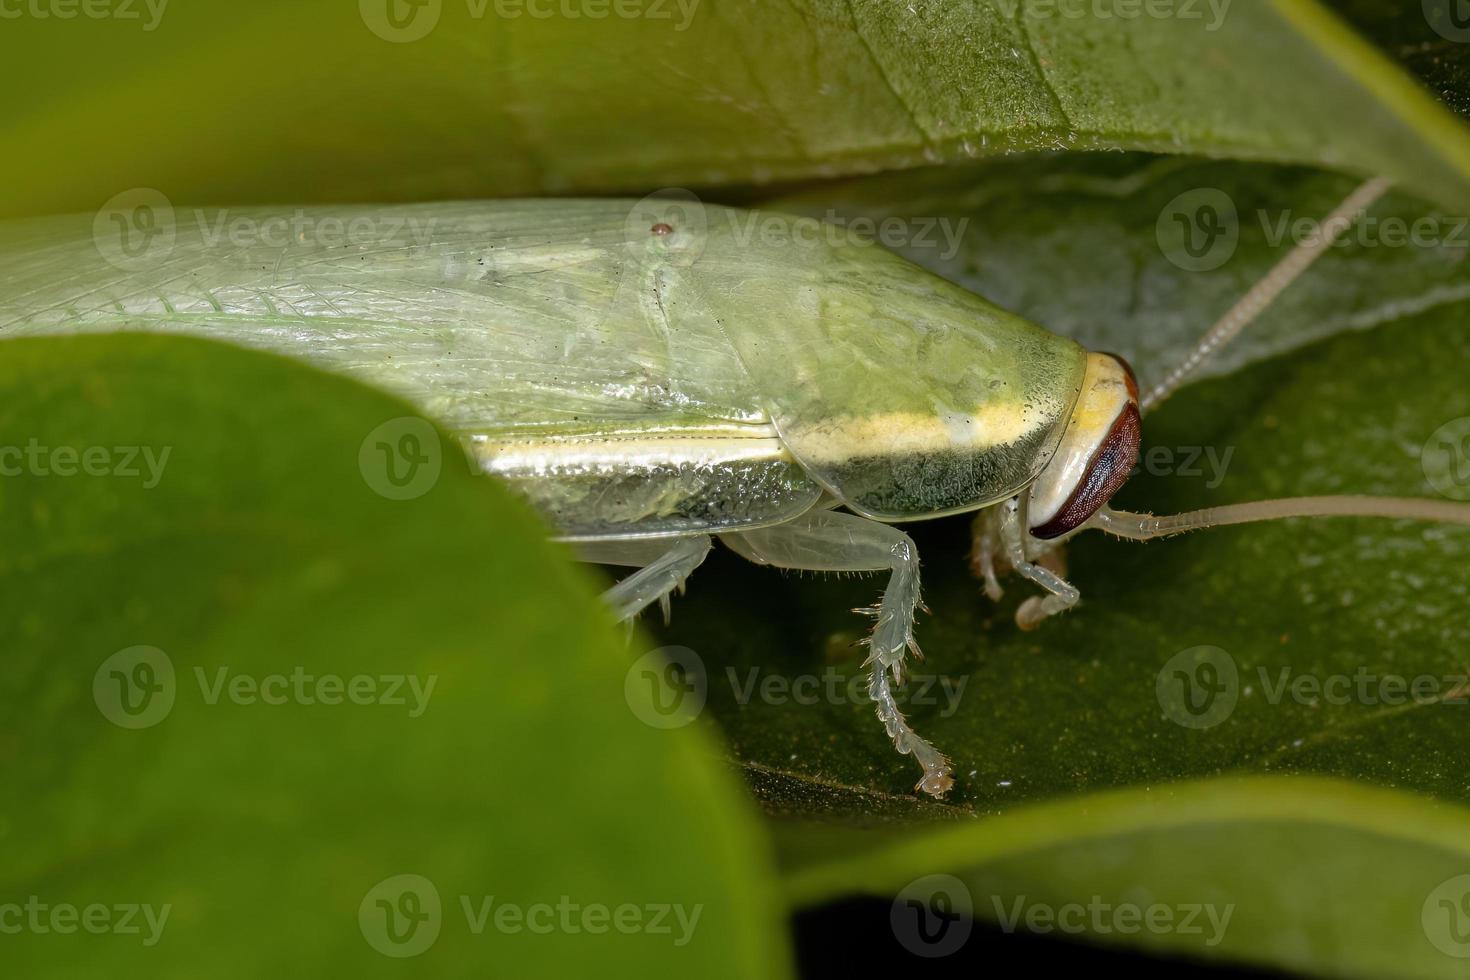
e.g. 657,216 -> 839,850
3,179 -> 1465,797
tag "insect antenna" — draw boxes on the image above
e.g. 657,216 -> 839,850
1140,175 -> 1394,414
1093,496 -> 1470,541
1105,176 -> 1470,540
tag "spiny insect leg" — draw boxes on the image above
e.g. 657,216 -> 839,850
723,511 -> 954,798
576,535 -> 712,623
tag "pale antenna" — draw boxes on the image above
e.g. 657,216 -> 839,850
1141,175 -> 1395,413
1097,174 -> 1470,538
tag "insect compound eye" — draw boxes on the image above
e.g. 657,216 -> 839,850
1029,403 -> 1141,540
1027,352 -> 1142,540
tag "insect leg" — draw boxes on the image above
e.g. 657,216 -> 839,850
969,507 -> 1007,602
721,512 -> 953,797
577,536 -> 712,623
998,498 -> 1081,631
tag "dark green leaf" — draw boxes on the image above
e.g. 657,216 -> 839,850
3,1 -> 1470,213
0,335 -> 792,978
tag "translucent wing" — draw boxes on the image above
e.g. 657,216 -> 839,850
0,199 -> 758,436
0,199 -> 823,538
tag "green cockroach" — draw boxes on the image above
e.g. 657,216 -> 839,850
5,182 -> 1467,796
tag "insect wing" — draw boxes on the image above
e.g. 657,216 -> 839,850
677,210 -> 1088,519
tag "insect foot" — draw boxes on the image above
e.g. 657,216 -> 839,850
1015,596 -> 1051,632
859,577 -> 955,798
867,658 -> 955,797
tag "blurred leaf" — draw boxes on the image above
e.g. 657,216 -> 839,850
776,776 -> 1470,979
5,0 -> 1470,215
0,335 -> 791,978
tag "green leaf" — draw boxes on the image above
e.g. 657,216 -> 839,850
778,776 -> 1470,979
4,0 -> 1470,215
0,334 -> 791,977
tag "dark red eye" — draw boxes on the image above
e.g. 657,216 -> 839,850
1030,404 -> 1142,540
